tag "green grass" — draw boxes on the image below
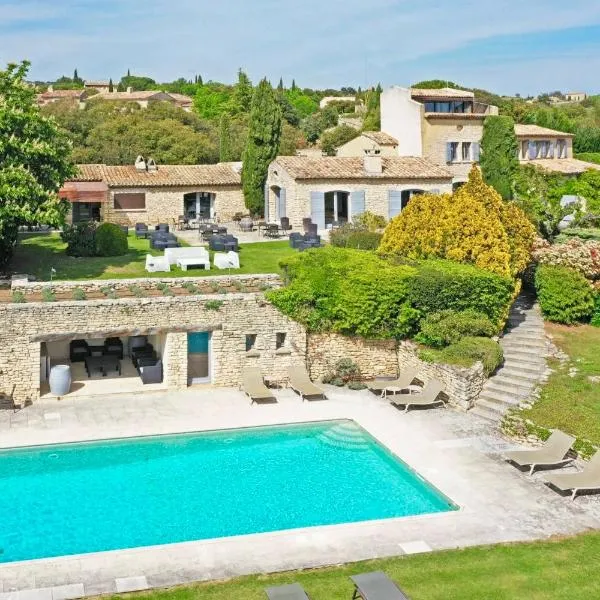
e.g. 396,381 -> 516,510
111,532 -> 600,600
520,323 -> 600,445
10,233 -> 295,281
575,152 -> 600,165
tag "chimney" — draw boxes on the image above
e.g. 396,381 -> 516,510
127,86 -> 133,94
146,158 -> 158,172
134,155 -> 147,171
363,148 -> 383,175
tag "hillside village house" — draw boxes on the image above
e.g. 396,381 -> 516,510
84,80 -> 112,93
336,131 -> 399,157
36,87 -> 88,107
61,160 -> 245,226
565,91 -> 587,102
266,153 -> 452,230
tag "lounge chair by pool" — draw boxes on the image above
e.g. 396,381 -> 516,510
505,430 -> 575,475
288,366 -> 327,401
545,452 -> 600,500
242,367 -> 276,404
368,369 -> 418,397
351,571 -> 410,599
265,583 -> 310,600
390,379 -> 446,413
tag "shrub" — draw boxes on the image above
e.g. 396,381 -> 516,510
129,284 -> 145,298
379,166 -> 536,277
157,282 -> 174,296
347,381 -> 367,390
95,223 -> 128,257
182,282 -> 199,294
329,225 -> 383,250
416,309 -> 496,348
205,299 -> 223,311
353,211 -> 387,231
72,287 -> 86,301
420,337 -> 503,376
592,294 -> 600,327
535,264 -> 595,324
42,287 -> 56,302
11,291 -> 25,303
334,358 -> 361,382
533,238 -> 600,280
60,222 -> 97,257
406,259 -> 514,326
100,285 -> 118,299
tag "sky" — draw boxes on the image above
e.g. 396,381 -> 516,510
1,0 -> 599,96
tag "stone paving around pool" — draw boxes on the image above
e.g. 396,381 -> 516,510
0,386 -> 599,598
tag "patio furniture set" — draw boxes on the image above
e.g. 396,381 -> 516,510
131,337 -> 163,384
70,338 -> 124,378
266,570 -> 410,599
289,219 -> 322,251
145,246 -> 240,272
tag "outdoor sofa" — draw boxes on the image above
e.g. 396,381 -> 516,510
214,251 -> 240,269
145,254 -> 170,273
164,247 -> 210,269
505,430 -> 575,475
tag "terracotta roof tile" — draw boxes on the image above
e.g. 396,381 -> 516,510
362,131 -> 398,145
92,91 -> 173,102
39,89 -> 85,99
69,164 -> 241,187
514,124 -> 574,137
411,87 -> 474,99
273,156 -> 452,180
525,158 -> 600,175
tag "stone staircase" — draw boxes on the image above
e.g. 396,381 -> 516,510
471,294 -> 549,422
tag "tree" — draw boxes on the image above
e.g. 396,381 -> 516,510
362,84 -> 382,130
320,125 -> 360,155
480,115 -> 519,200
291,79 -> 297,91
278,77 -> 284,91
108,78 -> 114,93
219,113 -> 234,162
0,61 -> 75,268
73,68 -> 80,82
118,74 -> 156,91
232,68 -> 253,114
241,78 -> 282,215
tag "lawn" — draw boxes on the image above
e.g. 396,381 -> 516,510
520,323 -> 600,445
10,233 -> 295,281
114,532 -> 600,600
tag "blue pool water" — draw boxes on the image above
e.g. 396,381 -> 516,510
0,420 -> 455,563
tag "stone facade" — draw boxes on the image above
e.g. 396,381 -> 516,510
266,165 -> 452,230
102,185 -> 245,227
0,293 -> 305,404
422,116 -> 485,183
307,333 -> 398,380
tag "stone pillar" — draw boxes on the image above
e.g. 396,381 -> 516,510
164,332 -> 188,390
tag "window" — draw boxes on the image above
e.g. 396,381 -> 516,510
557,139 -> 567,159
275,332 -> 286,350
447,142 -> 459,162
538,141 -> 550,159
521,140 -> 529,159
461,142 -> 471,161
245,334 -> 257,352
113,193 -> 146,210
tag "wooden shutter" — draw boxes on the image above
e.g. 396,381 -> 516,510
278,188 -> 287,219
472,142 -> 480,162
388,190 -> 402,219
113,193 -> 146,210
310,191 -> 325,230
350,190 -> 365,219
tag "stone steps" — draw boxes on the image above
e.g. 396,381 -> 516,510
471,294 -> 548,423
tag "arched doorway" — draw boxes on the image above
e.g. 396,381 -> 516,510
324,191 -> 349,226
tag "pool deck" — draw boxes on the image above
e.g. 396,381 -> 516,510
0,387 -> 599,598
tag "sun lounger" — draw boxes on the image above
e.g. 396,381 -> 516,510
288,366 -> 327,401
368,369 -> 418,397
390,379 -> 446,412
351,571 -> 410,600
242,367 -> 276,404
265,583 -> 310,600
505,430 -> 575,475
545,452 -> 600,500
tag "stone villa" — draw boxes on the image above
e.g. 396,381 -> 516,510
61,159 -> 245,226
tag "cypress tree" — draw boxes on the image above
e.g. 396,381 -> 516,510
197,74 -> 203,85
480,115 -> 519,200
241,78 -> 282,216
108,78 -> 114,92
233,68 -> 253,113
278,77 -> 284,91
219,113 -> 233,162
291,79 -> 297,91
73,68 -> 79,82
127,68 -> 131,77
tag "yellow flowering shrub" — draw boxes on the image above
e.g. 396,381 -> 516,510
379,167 -> 536,277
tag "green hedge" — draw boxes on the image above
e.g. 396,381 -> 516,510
329,226 -> 383,250
592,294 -> 600,327
268,248 -> 514,339
416,309 -> 496,348
95,223 -> 128,257
535,264 -> 595,324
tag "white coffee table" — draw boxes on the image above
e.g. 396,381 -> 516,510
177,257 -> 210,271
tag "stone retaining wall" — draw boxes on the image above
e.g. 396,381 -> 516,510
397,341 -> 486,411
307,333 -> 398,380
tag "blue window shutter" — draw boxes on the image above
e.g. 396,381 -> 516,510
446,142 -> 453,163
278,188 -> 287,218
310,191 -> 325,230
528,141 -> 537,159
388,190 -> 402,219
548,141 -> 555,158
350,190 -> 366,219
472,142 -> 480,162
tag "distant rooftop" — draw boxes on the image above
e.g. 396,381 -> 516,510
514,124 -> 574,137
527,158 -> 600,175
84,80 -> 110,87
411,87 -> 474,100
361,131 -> 398,145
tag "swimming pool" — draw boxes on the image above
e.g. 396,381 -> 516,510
0,420 -> 455,563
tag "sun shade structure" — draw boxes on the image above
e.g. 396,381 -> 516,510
351,571 -> 411,600
505,430 -> 575,475
545,452 -> 600,500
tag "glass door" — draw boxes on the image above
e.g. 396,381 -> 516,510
188,332 -> 210,384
